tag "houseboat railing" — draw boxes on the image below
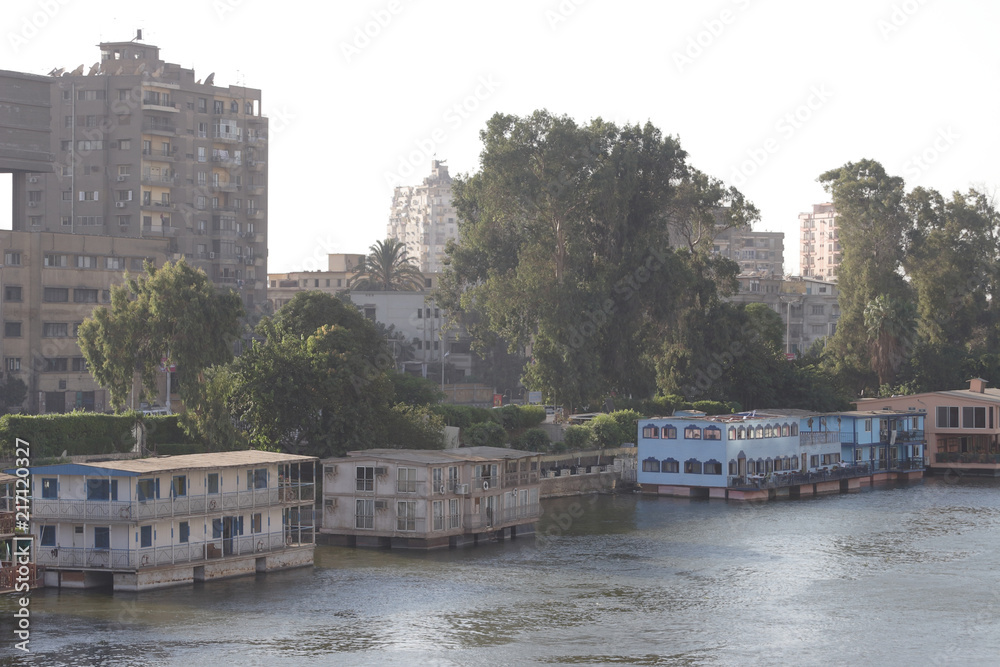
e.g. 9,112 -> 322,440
0,511 -> 14,534
729,458 -> 925,489
935,452 -> 1000,464
0,561 -> 42,591
34,530 -> 311,570
29,483 -> 315,522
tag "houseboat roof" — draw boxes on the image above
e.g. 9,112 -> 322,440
9,450 -> 316,477
645,409 -> 817,423
0,472 -> 17,484
336,447 -> 539,465
858,388 -> 1000,405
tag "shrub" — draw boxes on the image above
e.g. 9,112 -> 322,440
144,415 -> 195,449
587,414 -> 628,448
431,404 -> 495,428
563,425 -> 594,451
610,409 -> 642,440
517,427 -> 550,452
463,421 -> 506,448
0,412 -> 137,458
381,404 -> 446,450
691,400 -> 734,416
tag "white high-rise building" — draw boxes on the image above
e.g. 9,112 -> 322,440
387,161 -> 457,273
799,203 -> 839,281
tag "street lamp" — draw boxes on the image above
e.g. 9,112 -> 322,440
441,350 -> 450,395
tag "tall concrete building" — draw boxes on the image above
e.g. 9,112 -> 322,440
799,203 -> 839,281
387,160 -> 457,273
16,37 -> 268,308
712,226 -> 785,294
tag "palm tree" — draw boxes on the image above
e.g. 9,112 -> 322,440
864,294 -> 916,386
348,239 -> 425,291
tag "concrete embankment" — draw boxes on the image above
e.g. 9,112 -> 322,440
539,447 -> 637,499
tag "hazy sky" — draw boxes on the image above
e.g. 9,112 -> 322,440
2,0 -> 997,275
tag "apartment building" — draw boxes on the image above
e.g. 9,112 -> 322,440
712,227 -> 785,294
266,253 -> 369,310
320,447 -> 542,549
23,450 -> 316,591
387,160 -> 457,273
799,203 -> 839,281
16,37 -> 268,309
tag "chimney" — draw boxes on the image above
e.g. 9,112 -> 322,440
969,378 -> 988,394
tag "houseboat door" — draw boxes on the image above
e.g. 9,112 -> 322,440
222,516 -> 236,556
737,455 -> 746,478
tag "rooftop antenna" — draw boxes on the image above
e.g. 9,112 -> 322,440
133,29 -> 142,42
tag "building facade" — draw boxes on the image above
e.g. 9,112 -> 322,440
387,160 -> 457,274
23,451 -> 316,591
0,230 -> 171,413
712,227 -> 785,294
320,447 -> 541,549
856,378 -> 1000,475
16,38 -> 268,309
799,203 -> 839,281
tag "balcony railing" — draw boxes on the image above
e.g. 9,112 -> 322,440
463,503 -> 540,531
500,471 -> 539,489
729,458 -> 924,489
30,484 -> 315,522
0,562 -> 41,591
935,452 -> 1000,464
33,530 -> 310,570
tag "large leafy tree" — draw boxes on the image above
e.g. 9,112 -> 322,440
863,294 -> 916,387
349,238 -> 424,291
441,110 -> 757,410
78,260 -> 244,410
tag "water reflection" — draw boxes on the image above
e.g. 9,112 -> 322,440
4,478 -> 1000,665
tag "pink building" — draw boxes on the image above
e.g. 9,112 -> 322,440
855,378 -> 1000,475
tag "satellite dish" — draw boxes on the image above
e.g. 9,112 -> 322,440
204,72 -> 215,86
70,64 -> 84,76
87,62 -> 99,76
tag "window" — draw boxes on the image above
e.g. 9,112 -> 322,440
44,358 -> 68,372
641,457 -> 660,473
937,406 -> 960,429
44,255 -> 68,268
356,466 -> 374,492
356,499 -> 374,529
6,358 -> 21,372
864,418 -> 872,432
119,139 -> 131,151
684,426 -> 702,439
433,500 -> 444,530
41,478 -> 57,499
810,455 -> 820,468
5,322 -> 21,337
179,521 -> 190,544
171,475 -> 187,497
642,424 -> 659,438
86,479 -> 118,501
140,525 -> 153,548
214,100 -> 224,114
397,467 -> 417,493
704,460 -> 723,475
43,323 -> 68,338
40,526 -> 56,547
105,256 -> 124,270
137,478 -> 158,501
71,358 -> 87,372
661,425 -> 677,439
247,513 -> 261,533
396,501 -> 416,531
781,424 -> 790,437
207,473 -> 219,494
704,427 -> 721,441
74,288 -> 98,303
4,286 -> 21,302
811,305 -> 825,315
247,468 -> 267,490
728,427 -> 737,440
4,251 -> 21,266
77,89 -> 106,101
684,460 -> 703,474
791,423 -> 799,436
963,406 -> 987,429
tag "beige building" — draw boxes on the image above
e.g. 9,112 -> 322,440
799,203 -> 839,281
15,37 -> 268,310
1,230 -> 170,413
320,447 -> 542,549
266,253 -> 368,310
387,160 -> 457,273
712,227 -> 785,295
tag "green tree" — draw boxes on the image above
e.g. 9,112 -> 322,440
864,294 -> 917,387
78,260 -> 243,410
441,110 -> 757,411
0,377 -> 27,413
349,238 -> 425,291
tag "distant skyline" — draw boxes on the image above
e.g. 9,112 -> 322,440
2,0 -> 997,275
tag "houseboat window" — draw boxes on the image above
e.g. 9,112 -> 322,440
250,513 -> 262,533
781,424 -> 790,437
356,466 -> 375,492
171,475 -> 187,498
207,473 -> 219,494
728,460 -> 738,475
747,428 -> 755,440
684,426 -> 702,439
448,466 -> 460,485
140,525 -> 153,548
764,425 -> 773,438
642,424 -> 659,438
86,479 -> 118,501
765,459 -> 773,473
790,423 -> 799,436
774,458 -> 782,472
728,427 -> 737,440
661,459 -> 679,473
433,500 -> 445,531
397,501 -> 416,531
737,427 -> 746,439
137,478 -> 158,501
41,478 -> 57,499
212,518 -> 223,539
355,499 -> 374,529
755,426 -> 764,438
810,455 -> 819,467
641,458 -> 659,473
856,448 -> 865,462
40,525 -> 56,546
179,521 -> 190,543
704,427 -> 721,440
684,460 -> 702,474
662,425 -> 677,439
864,418 -> 872,432
449,499 -> 460,528
94,526 -> 110,550
704,460 -> 722,475
937,406 -> 959,428
432,468 -> 443,489
397,468 -> 417,493
247,468 -> 267,490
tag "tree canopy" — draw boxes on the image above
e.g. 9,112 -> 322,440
349,238 -> 425,291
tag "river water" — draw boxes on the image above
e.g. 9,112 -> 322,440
3,477 -> 1000,666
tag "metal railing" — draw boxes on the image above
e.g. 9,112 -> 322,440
30,484 -> 315,522
934,452 -> 1000,464
0,562 -> 41,591
729,459 -> 925,489
34,530 -> 310,570
463,504 -> 540,530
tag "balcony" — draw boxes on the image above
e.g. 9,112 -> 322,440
30,483 -> 315,522
248,159 -> 265,170
141,173 -> 175,185
213,130 -> 243,143
935,452 -> 1000,464
247,209 -> 264,219
142,149 -> 175,162
34,529 -> 311,571
728,458 -> 925,489
141,101 -> 178,113
142,121 -> 177,136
